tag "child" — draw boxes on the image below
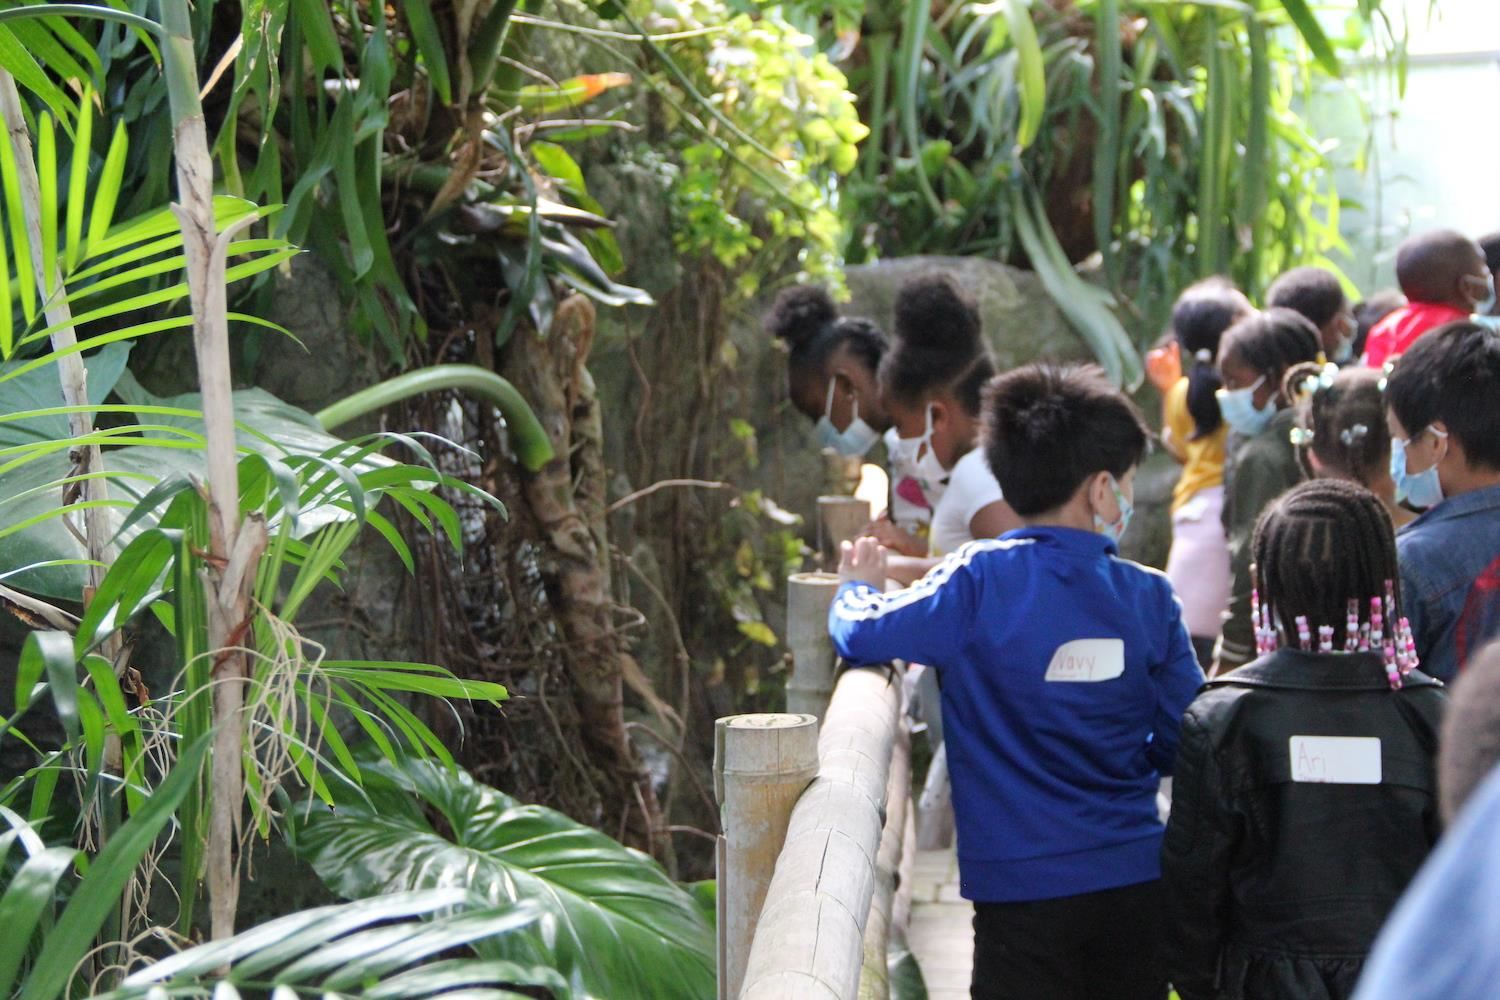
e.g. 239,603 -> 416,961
1354,642 -> 1500,1000
1158,278 -> 1253,667
766,285 -> 927,555
1363,229 -> 1491,367
1266,265 -> 1357,364
1214,308 -> 1321,672
1163,479 -> 1445,1000
830,363 -> 1204,1000
1287,362 -> 1413,529
1384,321 -> 1500,680
876,273 -> 1020,576
1352,289 -> 1405,363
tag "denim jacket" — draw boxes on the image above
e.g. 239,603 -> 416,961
1397,482 -> 1500,681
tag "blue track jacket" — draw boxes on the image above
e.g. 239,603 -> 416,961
829,526 -> 1204,903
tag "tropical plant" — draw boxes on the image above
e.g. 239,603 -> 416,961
823,0 -> 1415,381
0,737 -> 211,1000
290,751 -> 717,1000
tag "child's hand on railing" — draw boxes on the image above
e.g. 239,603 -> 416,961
861,516 -> 926,557
839,536 -> 887,589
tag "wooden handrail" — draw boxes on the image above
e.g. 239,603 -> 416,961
739,667 -> 904,998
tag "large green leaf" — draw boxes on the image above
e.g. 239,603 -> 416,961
93,889 -> 569,1000
292,753 -> 716,1000
0,342 -> 132,447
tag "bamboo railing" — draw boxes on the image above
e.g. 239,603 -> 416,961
714,569 -> 916,999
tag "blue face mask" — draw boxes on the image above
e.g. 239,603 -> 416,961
1390,427 -> 1448,509
1215,374 -> 1277,436
1093,474 -> 1134,544
814,379 -> 880,457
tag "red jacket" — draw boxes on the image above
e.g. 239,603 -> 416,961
1364,302 -> 1468,368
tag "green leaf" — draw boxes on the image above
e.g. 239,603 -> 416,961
400,0 -> 452,105
19,734 -> 212,1000
96,890 -> 568,999
292,753 -> 716,999
1278,0 -> 1342,77
1001,0 -> 1046,149
63,87 -> 93,273
737,620 -> 777,646
0,845 -> 76,996
13,631 -> 80,745
86,120 -> 130,252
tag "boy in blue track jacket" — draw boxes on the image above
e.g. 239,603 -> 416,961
830,363 -> 1204,1000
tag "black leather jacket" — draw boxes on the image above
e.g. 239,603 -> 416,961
1162,650 -> 1446,1000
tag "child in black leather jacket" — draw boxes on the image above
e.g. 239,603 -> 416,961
1163,478 -> 1446,1000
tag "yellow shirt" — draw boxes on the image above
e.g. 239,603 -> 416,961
1166,377 -> 1227,512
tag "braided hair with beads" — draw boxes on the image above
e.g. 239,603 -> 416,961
1251,479 -> 1418,685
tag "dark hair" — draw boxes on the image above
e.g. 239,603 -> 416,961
982,363 -> 1150,516
1266,266 -> 1347,331
1287,363 -> 1391,487
1218,307 -> 1322,402
1395,228 -> 1482,303
1252,478 -> 1400,649
766,285 -> 887,388
879,273 -> 994,414
1171,278 -> 1252,438
1439,639 -> 1500,821
1353,289 -> 1406,360
1479,231 -> 1500,275
1384,321 -> 1500,471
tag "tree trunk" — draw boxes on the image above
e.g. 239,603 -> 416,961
497,295 -> 666,857
161,0 -> 264,940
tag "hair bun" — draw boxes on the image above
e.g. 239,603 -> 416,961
766,286 -> 838,349
893,273 -> 982,355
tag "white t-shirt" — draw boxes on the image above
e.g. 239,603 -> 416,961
928,447 -> 1004,557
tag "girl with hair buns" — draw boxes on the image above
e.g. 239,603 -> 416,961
1286,362 -> 1414,529
765,285 -> 928,555
1152,278 -> 1254,668
1163,478 -> 1444,1000
877,272 -> 1021,582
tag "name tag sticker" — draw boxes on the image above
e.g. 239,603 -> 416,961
1044,639 -> 1125,683
1289,736 -> 1382,784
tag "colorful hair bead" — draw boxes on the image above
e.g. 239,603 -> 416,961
1252,588 -> 1278,655
1345,599 -> 1360,653
1296,615 -> 1312,652
1384,640 -> 1402,690
1318,625 -> 1335,653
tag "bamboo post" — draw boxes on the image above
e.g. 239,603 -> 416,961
786,572 -> 841,718
857,718 -> 912,1000
715,713 -> 821,1000
741,667 -> 902,999
818,496 -> 870,564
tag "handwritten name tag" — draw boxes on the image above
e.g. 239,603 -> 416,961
1289,736 -> 1382,784
1044,639 -> 1124,683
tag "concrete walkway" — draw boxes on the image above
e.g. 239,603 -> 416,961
907,846 -> 973,999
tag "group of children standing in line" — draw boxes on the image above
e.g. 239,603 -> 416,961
766,225 -> 1500,999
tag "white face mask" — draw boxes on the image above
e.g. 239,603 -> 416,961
1215,374 -> 1277,436
813,379 -> 880,457
1092,474 -> 1134,544
888,405 -> 949,493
